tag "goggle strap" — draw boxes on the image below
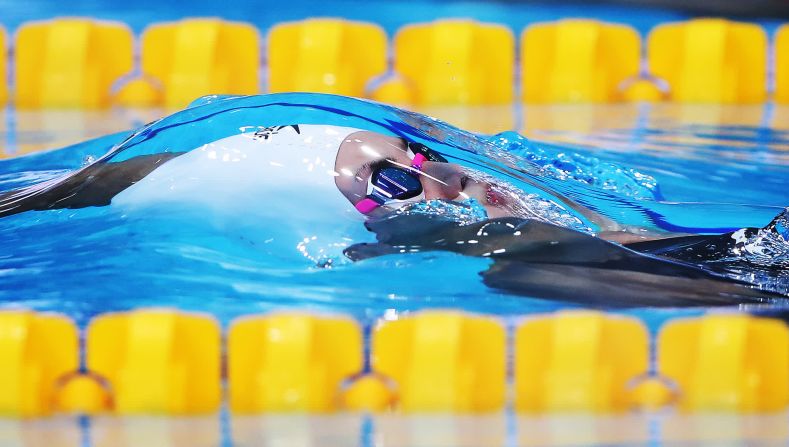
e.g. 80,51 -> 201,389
411,153 -> 427,170
408,141 -> 448,163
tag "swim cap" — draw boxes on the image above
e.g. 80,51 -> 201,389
113,124 -> 373,266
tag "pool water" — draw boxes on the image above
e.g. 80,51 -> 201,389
0,93 -> 787,332
5,410 -> 789,446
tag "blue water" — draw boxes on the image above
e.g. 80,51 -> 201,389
0,93 -> 787,332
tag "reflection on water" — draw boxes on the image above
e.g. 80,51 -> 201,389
374,414 -> 507,447
0,108 -> 164,157
520,103 -> 786,159
91,415 -> 221,447
0,417 -> 81,447
648,103 -> 766,128
398,102 -> 782,146
1,411 -> 788,446
4,103 -> 788,157
661,412 -> 789,445
522,103 -> 641,136
232,414 -> 363,447
516,413 -> 651,446
408,104 -> 516,135
771,104 -> 789,132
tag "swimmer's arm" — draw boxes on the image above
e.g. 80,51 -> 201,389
0,152 -> 184,217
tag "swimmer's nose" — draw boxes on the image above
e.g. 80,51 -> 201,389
420,161 -> 463,200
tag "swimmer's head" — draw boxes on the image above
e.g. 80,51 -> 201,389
333,131 -> 515,218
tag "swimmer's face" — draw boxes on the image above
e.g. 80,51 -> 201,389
334,131 -> 512,218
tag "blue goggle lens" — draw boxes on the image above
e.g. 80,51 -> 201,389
371,166 -> 423,202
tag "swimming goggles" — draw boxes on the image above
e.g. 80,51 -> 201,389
355,142 -> 447,214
